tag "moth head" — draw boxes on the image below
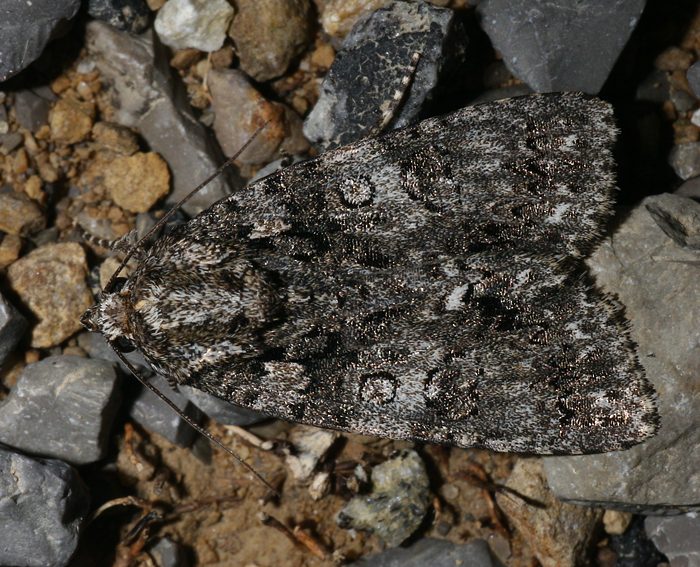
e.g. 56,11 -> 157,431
80,284 -> 136,351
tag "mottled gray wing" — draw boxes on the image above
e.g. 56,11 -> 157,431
131,92 -> 657,454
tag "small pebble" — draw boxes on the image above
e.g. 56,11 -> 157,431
208,68 -> 308,164
155,0 -> 234,52
687,61 -> 700,99
0,234 -> 22,269
92,121 -> 140,155
285,425 -> 338,481
49,98 -> 96,145
0,355 -> 121,464
655,47 -> 694,72
668,142 -> 700,180
228,0 -> 314,81
603,509 -> 634,535
104,151 -> 170,212
6,242 -> 93,348
320,0 -> 390,39
0,191 -> 46,235
0,447 -> 89,567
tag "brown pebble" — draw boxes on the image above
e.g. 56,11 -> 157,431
49,97 -> 96,145
0,192 -> 45,235
0,234 -> 22,269
229,0 -> 314,81
602,510 -> 633,535
12,147 -> 29,174
310,43 -> 335,71
655,47 -> 694,72
23,175 -> 44,202
104,152 -> 170,213
35,152 -> 60,182
210,46 -> 234,69
321,0 -> 390,38
170,48 -> 203,70
6,242 -> 93,348
92,122 -> 140,155
25,350 -> 40,364
674,120 -> 700,144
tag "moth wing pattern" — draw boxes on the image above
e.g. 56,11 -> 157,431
104,92 -> 658,454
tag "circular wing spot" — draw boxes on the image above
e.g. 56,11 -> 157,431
359,371 -> 398,405
339,175 -> 375,207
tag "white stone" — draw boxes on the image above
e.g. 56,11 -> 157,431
154,0 -> 234,52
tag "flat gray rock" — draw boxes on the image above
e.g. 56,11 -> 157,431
130,375 -> 204,447
304,0 -> 467,149
0,446 -> 89,567
477,0 -> 646,93
544,194 -> 700,512
84,21 -> 240,215
645,514 -> 700,567
0,355 -> 121,465
349,538 -> 503,567
180,384 -> 268,427
0,0 -> 81,81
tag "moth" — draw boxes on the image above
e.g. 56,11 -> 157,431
82,92 -> 659,455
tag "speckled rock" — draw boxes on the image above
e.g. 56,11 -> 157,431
104,151 -> 171,212
0,355 -> 121,464
337,449 -> 431,547
155,0 -> 233,52
0,447 -> 89,567
208,68 -> 309,164
497,459 -> 602,567
6,243 -> 93,348
229,0 -> 313,81
87,0 -> 151,33
305,0 -> 466,149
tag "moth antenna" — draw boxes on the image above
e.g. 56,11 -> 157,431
103,122 -> 269,294
367,51 -> 421,138
110,346 -> 280,498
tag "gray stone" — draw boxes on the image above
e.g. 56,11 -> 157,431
544,195 -> 700,512
149,537 -> 191,567
78,331 -> 152,375
645,193 -> 700,249
477,0 -> 646,93
0,446 -> 89,567
304,0 -> 467,149
0,355 -> 121,465
337,449 -> 431,547
670,87 -> 696,113
676,176 -> 700,199
85,21 -> 240,216
130,375 -> 204,447
87,0 -> 150,34
645,514 -> 700,567
687,61 -> 700,100
349,538 -> 503,567
0,0 -> 81,81
0,131 -> 23,153
669,142 -> 700,180
0,292 -> 27,367
154,0 -> 233,52
470,84 -> 533,104
180,384 -> 267,426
